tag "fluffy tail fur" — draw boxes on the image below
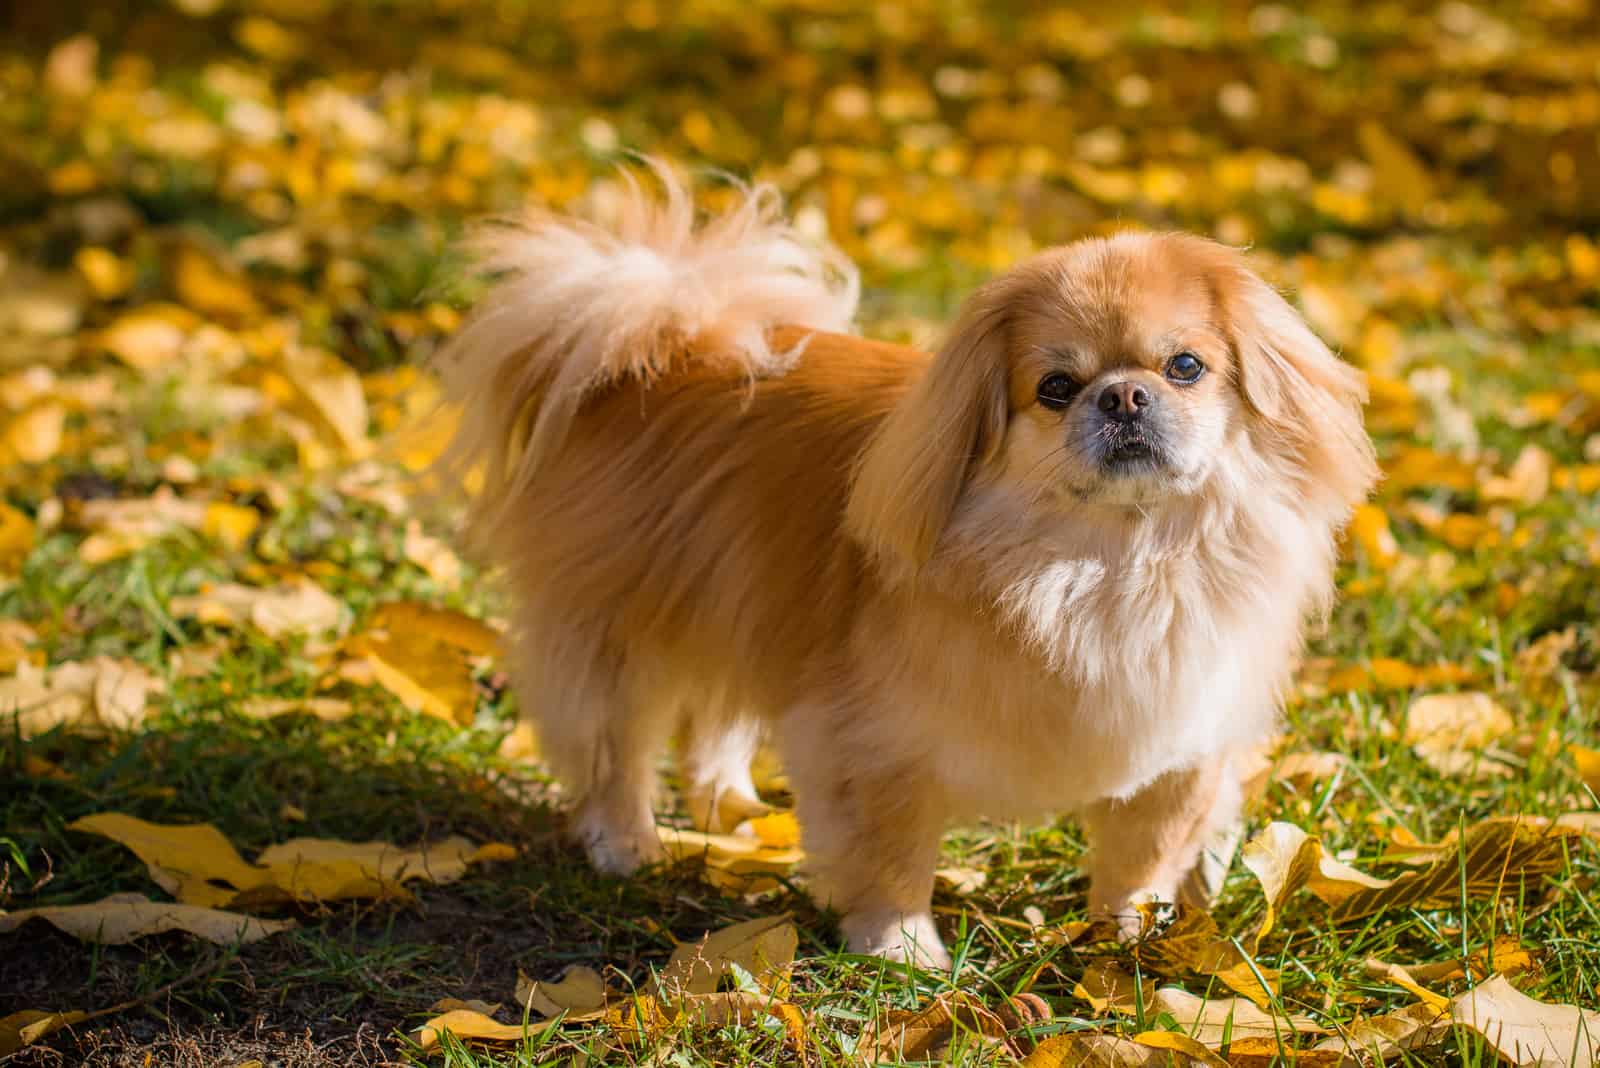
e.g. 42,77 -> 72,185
434,162 -> 860,546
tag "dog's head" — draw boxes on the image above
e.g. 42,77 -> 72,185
846,232 -> 1377,573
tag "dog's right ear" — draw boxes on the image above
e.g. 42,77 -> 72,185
846,278 -> 1014,578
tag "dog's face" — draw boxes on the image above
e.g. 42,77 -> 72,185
847,232 -> 1377,571
1000,238 -> 1245,506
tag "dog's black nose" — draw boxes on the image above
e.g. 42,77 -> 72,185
1097,381 -> 1150,421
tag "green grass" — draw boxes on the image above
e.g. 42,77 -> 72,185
4,0 -> 1600,1065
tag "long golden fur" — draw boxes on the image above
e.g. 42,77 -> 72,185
436,165 -> 1377,966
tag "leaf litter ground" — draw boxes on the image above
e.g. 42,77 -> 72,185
3,1 -> 1600,1065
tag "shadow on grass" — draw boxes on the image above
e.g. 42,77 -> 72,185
0,712 -> 825,1067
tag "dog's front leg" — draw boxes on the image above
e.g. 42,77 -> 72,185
789,751 -> 950,969
1080,758 -> 1239,939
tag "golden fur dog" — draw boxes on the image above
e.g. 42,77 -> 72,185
436,167 -> 1376,967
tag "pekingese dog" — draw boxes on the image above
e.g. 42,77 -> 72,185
436,165 -> 1376,967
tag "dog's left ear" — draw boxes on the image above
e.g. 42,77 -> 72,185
1220,253 -> 1378,513
846,278 -> 1014,577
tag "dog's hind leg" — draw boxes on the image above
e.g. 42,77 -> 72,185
679,708 -> 772,833
513,622 -> 668,875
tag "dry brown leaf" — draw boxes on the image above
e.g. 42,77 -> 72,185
1131,1030 -> 1228,1067
655,825 -> 803,893
1398,936 -> 1538,985
858,991 -> 1007,1062
428,998 -> 503,1017
1404,692 -> 1515,776
652,915 -> 797,997
1133,906 -> 1280,1008
1252,818 -> 1581,925
1145,987 -> 1326,1046
1240,823 -> 1393,943
1074,959 -> 1154,1016
1022,1032 -> 1189,1067
0,891 -> 294,945
1241,749 -> 1348,803
1450,975 -> 1600,1067
97,305 -> 198,372
1363,957 -> 1451,1009
172,245 -> 262,322
169,579 -> 345,637
1313,1002 -> 1452,1063
240,697 -> 354,722
1481,445 -> 1552,506
0,1010 -> 89,1057
75,489 -> 260,553
403,521 -> 462,589
934,866 -> 988,895
0,657 -> 165,737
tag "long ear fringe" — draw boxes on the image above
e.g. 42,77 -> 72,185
846,281 -> 1012,579
1229,264 -> 1378,516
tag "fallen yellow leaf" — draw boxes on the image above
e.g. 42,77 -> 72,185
516,965 -> 609,1021
1132,1030 -> 1228,1067
737,811 -> 800,850
3,402 -> 66,464
0,502 -> 34,576
0,657 -> 165,737
403,521 -> 462,588
169,579 -> 345,637
415,1009 -> 538,1051
98,305 -> 198,372
655,825 -> 803,893
1240,822 -> 1393,943
172,244 -> 262,322
348,629 -> 476,724
368,600 -> 501,656
651,915 -> 797,997
1404,692 -> 1514,776
1022,1032 -> 1186,1067
1348,504 -> 1399,569
67,812 -> 511,908
0,891 -> 294,945
0,1010 -> 89,1057
281,345 -> 370,457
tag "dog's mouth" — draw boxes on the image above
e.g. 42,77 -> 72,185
1098,428 -> 1165,472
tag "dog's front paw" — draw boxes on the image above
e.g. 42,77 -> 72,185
1092,889 -> 1174,943
842,909 -> 951,970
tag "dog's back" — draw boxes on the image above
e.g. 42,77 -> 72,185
435,166 -> 925,866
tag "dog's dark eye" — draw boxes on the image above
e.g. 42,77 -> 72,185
1036,373 -> 1079,409
1165,353 -> 1205,383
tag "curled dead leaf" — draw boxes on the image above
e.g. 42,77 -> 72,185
0,1010 -> 89,1057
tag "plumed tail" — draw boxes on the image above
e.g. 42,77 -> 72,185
433,161 -> 859,547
